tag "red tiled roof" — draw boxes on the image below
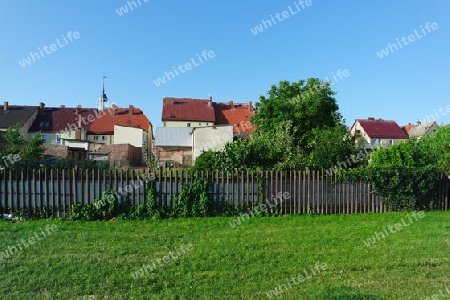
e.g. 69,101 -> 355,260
357,119 -> 408,139
162,97 -> 215,122
214,101 -> 255,133
29,106 -> 99,133
89,106 -> 152,135
401,123 -> 415,133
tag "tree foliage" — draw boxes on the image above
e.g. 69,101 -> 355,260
0,124 -> 45,167
193,79 -> 363,171
251,78 -> 343,146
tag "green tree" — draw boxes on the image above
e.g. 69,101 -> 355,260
21,132 -> 45,162
252,78 -> 343,147
250,79 -> 359,170
3,124 -> 26,155
415,126 -> 450,173
0,124 -> 45,167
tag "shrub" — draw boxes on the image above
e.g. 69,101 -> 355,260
171,178 -> 213,218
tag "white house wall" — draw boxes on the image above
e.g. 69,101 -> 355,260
193,125 -> 233,160
113,125 -> 144,148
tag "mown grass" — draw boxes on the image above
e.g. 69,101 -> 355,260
0,212 -> 449,299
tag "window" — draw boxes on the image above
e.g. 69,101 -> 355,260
199,123 -> 201,126
56,135 -> 61,142
94,136 -> 98,140
41,135 -> 47,142
187,123 -> 191,127
102,136 -> 106,140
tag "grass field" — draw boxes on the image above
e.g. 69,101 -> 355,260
0,212 -> 449,299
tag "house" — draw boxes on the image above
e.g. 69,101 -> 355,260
28,103 -> 99,160
154,127 -> 193,167
0,101 -> 39,145
154,125 -> 233,166
402,121 -> 438,139
161,97 -> 215,128
27,83 -> 153,166
350,118 -> 409,149
214,101 -> 255,138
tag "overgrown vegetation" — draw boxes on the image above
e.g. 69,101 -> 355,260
171,178 -> 213,218
192,79 -> 365,171
338,126 -> 450,211
0,124 -> 45,169
68,178 -> 230,220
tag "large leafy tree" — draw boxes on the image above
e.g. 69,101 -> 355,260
252,78 -> 343,146
251,79 -> 361,170
0,124 -> 45,167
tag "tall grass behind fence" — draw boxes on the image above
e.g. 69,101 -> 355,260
0,169 -> 449,217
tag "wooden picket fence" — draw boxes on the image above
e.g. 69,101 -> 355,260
1,168 -> 449,217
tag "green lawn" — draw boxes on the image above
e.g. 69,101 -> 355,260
0,212 -> 449,299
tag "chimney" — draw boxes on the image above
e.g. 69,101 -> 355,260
76,104 -> 81,114
60,105 -> 65,109
228,100 -> 234,108
368,117 -> 374,121
75,129 -> 81,140
129,105 -> 134,116
208,95 -> 212,107
110,106 -> 117,116
249,101 -> 252,112
3,101 -> 8,111
39,102 -> 45,109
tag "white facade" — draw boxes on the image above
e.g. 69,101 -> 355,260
113,125 -> 145,148
350,120 -> 406,149
192,125 -> 233,160
163,120 -> 214,128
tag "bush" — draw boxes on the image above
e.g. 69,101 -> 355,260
338,166 -> 440,211
171,178 -> 213,218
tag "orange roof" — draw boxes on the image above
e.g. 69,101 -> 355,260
214,101 -> 255,133
401,123 -> 415,133
88,105 -> 152,135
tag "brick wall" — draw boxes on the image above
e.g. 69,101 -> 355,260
44,144 -> 69,157
101,144 -> 143,167
155,146 -> 192,167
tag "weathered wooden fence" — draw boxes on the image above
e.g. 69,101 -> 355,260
1,169 -> 449,217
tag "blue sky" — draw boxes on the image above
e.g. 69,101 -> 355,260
0,0 -> 448,127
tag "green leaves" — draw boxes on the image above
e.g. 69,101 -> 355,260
171,178 -> 212,218
1,124 -> 45,168
192,78 -> 360,171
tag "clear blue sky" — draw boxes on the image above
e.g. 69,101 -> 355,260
1,0 -> 449,127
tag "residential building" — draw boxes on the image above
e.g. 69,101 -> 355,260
402,121 -> 439,139
161,97 -> 215,128
28,103 -> 99,159
154,127 -> 193,167
0,101 -> 39,144
27,83 -> 153,166
214,100 -> 255,138
88,104 -> 152,153
350,118 -> 408,149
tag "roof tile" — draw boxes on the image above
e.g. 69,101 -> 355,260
357,119 -> 408,139
162,97 -> 215,122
